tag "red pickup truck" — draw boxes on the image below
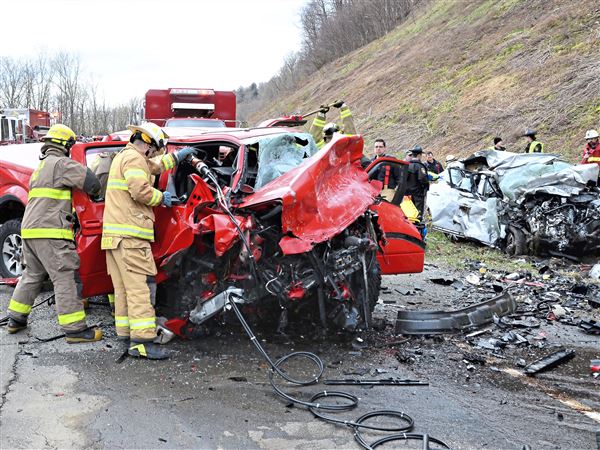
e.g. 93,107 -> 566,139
0,127 -> 423,332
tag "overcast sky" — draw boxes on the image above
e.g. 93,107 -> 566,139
2,0 -> 306,105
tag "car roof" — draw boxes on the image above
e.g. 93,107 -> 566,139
109,126 -> 304,144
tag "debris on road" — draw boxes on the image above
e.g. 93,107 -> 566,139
395,292 -> 516,335
524,349 -> 576,376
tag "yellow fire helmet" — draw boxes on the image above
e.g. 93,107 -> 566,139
127,122 -> 169,150
43,124 -> 77,151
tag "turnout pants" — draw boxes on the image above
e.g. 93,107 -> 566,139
8,239 -> 87,332
105,237 -> 157,341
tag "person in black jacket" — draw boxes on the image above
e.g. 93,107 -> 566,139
406,145 -> 429,231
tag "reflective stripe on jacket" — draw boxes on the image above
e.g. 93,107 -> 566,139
101,143 -> 171,244
309,112 -> 326,149
21,145 -> 89,241
526,140 -> 544,153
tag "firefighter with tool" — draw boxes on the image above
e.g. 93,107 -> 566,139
6,124 -> 103,342
101,122 -> 195,360
309,100 -> 356,149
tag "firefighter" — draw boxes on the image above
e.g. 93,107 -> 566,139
309,100 -> 356,149
6,124 -> 103,342
101,122 -> 194,360
581,129 -> 600,173
92,151 -> 117,198
405,145 -> 430,234
523,129 -> 544,153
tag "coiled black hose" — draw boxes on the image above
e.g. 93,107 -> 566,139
227,292 -> 449,449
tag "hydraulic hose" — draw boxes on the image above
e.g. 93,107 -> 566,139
226,292 -> 449,449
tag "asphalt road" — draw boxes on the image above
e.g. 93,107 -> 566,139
1,267 -> 599,449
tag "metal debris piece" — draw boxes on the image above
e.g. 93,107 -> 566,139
430,277 -> 456,286
324,378 -> 428,386
524,349 -> 576,376
395,292 -> 516,335
591,360 -> 600,374
579,319 -> 600,335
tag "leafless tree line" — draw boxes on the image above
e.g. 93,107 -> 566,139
0,52 -> 140,135
237,0 -> 420,119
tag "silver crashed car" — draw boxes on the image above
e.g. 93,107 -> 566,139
428,150 -> 600,259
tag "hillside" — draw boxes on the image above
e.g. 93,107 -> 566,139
246,0 -> 600,162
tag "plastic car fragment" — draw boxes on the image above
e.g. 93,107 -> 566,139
394,292 -> 516,335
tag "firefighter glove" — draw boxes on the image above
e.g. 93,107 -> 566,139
162,191 -> 173,207
174,147 -> 196,164
319,105 -> 330,114
332,100 -> 344,108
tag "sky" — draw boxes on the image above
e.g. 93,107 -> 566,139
2,0 -> 306,105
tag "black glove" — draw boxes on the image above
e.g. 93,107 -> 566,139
332,100 -> 344,108
319,105 -> 330,114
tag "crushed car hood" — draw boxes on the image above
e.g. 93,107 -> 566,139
239,134 -> 379,253
464,150 -> 599,201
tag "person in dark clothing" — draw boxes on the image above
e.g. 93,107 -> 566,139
405,145 -> 429,234
424,151 -> 443,176
490,137 -> 506,151
523,129 -> 544,153
370,139 -> 401,201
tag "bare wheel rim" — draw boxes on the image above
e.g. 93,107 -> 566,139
2,233 -> 23,276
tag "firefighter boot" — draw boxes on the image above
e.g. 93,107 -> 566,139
128,340 -> 171,360
7,318 -> 27,334
65,326 -> 103,343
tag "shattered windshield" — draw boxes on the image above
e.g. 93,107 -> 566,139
245,132 -> 318,189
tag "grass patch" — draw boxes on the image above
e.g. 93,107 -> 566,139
425,231 -> 536,273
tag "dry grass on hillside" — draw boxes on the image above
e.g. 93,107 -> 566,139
248,0 -> 600,162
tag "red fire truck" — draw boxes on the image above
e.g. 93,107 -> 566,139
0,108 -> 51,145
143,88 -> 237,128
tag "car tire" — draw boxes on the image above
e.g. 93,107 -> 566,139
350,250 -> 382,328
0,219 -> 23,278
505,226 -> 527,256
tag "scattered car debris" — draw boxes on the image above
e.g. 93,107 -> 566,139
590,360 -> 600,375
524,349 -> 576,376
395,292 -> 516,335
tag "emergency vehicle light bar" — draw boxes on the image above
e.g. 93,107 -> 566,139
169,89 -> 215,96
171,103 -> 215,111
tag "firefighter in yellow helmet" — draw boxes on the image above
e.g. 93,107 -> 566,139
6,124 -> 103,342
101,122 -> 195,359
309,100 -> 356,149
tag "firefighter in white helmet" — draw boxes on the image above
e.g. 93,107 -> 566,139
6,124 -> 104,342
101,122 -> 195,359
581,129 -> 600,172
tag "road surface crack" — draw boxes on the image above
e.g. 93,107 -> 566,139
0,349 -> 22,413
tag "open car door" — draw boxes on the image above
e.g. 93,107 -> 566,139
366,157 -> 425,274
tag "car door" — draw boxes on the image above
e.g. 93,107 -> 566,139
366,157 -> 425,274
71,142 -> 125,297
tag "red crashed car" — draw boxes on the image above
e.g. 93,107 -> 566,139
0,127 -> 424,334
